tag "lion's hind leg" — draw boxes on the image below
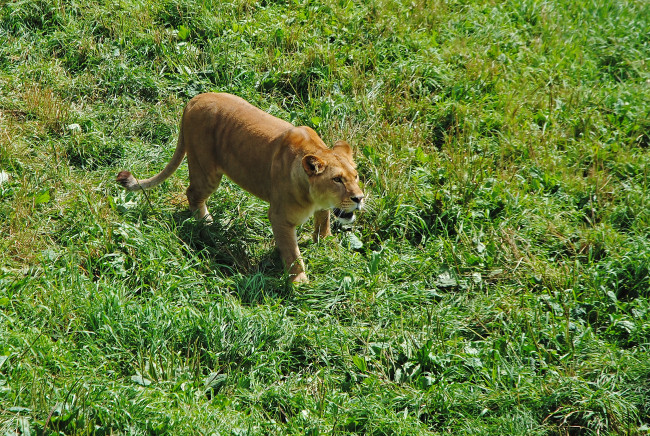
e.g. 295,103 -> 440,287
186,172 -> 222,222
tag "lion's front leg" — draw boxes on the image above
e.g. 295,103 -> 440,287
313,209 -> 332,242
269,210 -> 307,283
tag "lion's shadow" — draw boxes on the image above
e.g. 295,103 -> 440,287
171,210 -> 293,303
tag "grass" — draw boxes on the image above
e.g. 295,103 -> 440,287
1,0 -> 649,434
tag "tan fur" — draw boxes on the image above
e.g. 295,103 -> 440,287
117,92 -> 364,282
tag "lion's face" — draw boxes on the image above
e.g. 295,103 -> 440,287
302,141 -> 364,222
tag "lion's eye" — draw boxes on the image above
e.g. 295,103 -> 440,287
333,177 -> 343,183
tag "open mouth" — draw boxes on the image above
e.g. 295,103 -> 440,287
333,208 -> 355,223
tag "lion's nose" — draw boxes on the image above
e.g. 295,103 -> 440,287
351,195 -> 364,204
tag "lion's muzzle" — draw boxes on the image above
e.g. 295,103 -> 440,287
333,194 -> 364,224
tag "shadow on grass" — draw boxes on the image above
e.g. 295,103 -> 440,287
171,210 -> 294,304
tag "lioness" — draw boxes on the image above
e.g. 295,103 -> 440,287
117,92 -> 364,282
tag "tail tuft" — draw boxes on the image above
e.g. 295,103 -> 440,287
116,171 -> 140,191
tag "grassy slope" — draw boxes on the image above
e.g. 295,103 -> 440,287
1,0 -> 649,434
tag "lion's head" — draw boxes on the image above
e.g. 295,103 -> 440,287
302,140 -> 364,223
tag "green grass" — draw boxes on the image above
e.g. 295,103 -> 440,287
1,0 -> 649,434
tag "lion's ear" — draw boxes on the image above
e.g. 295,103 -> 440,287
333,140 -> 353,160
302,154 -> 326,176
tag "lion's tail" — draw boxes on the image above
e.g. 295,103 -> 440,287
116,122 -> 186,192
